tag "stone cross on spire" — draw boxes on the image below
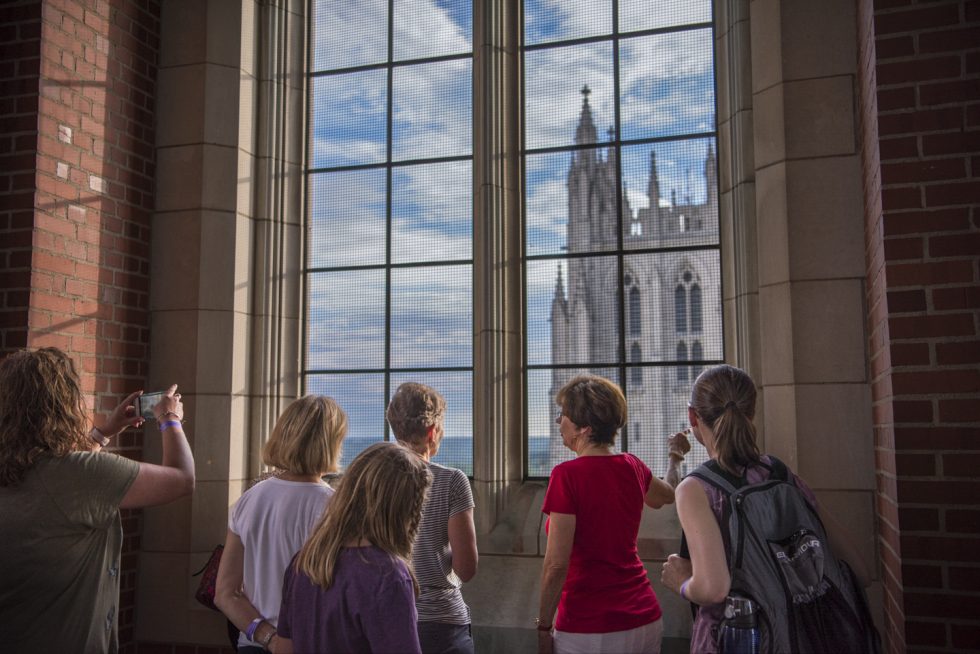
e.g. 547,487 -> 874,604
575,84 -> 597,146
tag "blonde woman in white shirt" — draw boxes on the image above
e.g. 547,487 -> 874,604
215,395 -> 347,653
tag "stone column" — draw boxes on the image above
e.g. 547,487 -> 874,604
140,0 -> 304,645
716,0 -> 762,380
471,0 -> 524,536
748,0 -> 881,623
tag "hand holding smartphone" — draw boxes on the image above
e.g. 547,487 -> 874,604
136,391 -> 166,421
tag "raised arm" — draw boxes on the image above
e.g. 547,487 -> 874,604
661,477 -> 730,606
119,385 -> 195,509
665,429 -> 692,489
448,508 -> 478,582
645,474 -> 675,508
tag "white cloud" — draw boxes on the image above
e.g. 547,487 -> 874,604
308,170 -> 387,267
525,42 -> 615,149
525,0 -> 612,44
312,0 -> 387,70
620,0 -> 712,33
394,0 -> 470,60
392,161 -> 472,263
392,59 -> 472,160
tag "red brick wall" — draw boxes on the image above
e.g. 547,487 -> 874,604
861,0 -> 980,651
857,0 -> 907,651
0,1 -> 41,354
0,0 -> 160,651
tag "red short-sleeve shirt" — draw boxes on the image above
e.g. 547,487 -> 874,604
542,453 -> 662,633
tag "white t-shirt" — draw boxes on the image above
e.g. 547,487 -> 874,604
229,477 -> 333,647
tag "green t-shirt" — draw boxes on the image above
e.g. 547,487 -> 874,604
0,451 -> 140,654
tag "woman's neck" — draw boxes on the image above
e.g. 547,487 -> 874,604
577,442 -> 614,457
278,471 -> 325,483
398,439 -> 432,462
344,537 -> 373,548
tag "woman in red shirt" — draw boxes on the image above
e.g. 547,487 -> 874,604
537,374 -> 679,654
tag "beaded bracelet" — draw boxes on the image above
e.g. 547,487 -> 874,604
259,627 -> 277,649
90,426 -> 111,447
158,420 -> 182,432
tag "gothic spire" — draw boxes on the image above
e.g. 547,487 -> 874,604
647,150 -> 661,209
574,85 -> 597,146
552,263 -> 567,313
704,143 -> 718,205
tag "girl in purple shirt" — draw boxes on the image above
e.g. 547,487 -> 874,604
277,442 -> 432,654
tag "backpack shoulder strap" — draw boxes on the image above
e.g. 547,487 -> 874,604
688,460 -> 742,494
765,454 -> 790,482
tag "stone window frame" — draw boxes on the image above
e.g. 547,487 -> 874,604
291,0 -> 756,531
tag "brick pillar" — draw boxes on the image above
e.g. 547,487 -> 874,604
859,0 -> 980,651
0,2 -> 41,354
0,1 -> 161,651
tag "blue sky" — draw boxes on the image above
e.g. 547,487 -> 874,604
307,0 -> 718,472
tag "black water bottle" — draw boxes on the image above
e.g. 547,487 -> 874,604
719,595 -> 760,654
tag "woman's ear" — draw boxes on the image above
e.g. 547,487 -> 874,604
688,405 -> 699,428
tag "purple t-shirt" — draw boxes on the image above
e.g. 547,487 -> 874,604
278,546 -> 421,654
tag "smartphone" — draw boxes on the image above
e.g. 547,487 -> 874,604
136,391 -> 166,421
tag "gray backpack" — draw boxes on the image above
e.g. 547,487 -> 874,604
686,456 -> 880,654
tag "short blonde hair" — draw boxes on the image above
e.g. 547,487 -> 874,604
262,395 -> 347,475
556,374 -> 627,446
386,382 -> 446,445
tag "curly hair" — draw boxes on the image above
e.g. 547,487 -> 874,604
386,382 -> 446,445
556,374 -> 627,446
0,348 -> 91,487
294,442 -> 432,592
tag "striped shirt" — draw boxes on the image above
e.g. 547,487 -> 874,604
412,462 -> 475,625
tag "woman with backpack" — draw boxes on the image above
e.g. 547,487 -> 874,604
660,364 -> 873,653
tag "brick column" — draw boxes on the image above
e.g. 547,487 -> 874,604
0,1 -> 161,651
0,2 -> 41,354
859,0 -> 980,651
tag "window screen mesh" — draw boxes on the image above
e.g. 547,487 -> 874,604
523,0 -> 721,478
307,0 -> 473,473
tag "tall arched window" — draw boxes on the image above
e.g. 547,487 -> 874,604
629,285 -> 641,336
690,283 -> 702,333
676,341 -> 688,382
675,284 -> 687,333
305,1 -> 724,479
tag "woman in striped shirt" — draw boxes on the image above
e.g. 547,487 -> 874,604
387,382 -> 479,654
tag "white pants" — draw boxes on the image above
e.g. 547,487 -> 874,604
553,618 -> 663,654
